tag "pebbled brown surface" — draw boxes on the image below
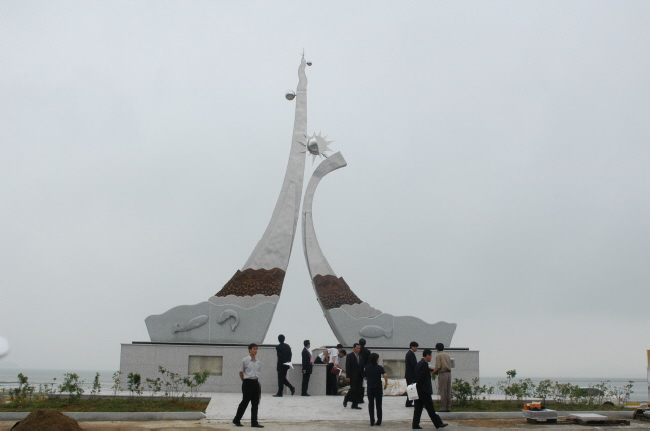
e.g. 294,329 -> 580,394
313,274 -> 362,309
215,268 -> 285,297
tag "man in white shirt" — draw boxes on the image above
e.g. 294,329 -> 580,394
326,344 -> 344,395
233,343 -> 264,428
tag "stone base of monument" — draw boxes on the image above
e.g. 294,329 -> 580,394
119,342 -> 478,394
120,342 -> 326,395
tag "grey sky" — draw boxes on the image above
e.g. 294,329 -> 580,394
1,1 -> 648,378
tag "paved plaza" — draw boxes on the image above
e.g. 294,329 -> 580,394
1,394 -> 643,430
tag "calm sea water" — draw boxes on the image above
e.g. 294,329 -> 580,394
1,368 -> 647,402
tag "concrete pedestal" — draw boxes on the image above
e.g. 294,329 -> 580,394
120,342 -> 325,395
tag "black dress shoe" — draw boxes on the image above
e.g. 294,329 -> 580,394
412,426 -> 423,429
436,424 -> 448,429
233,420 -> 243,427
290,387 -> 295,396
301,393 -> 310,396
252,424 -> 264,428
376,421 -> 381,426
272,394 -> 282,397
343,400 -> 348,408
352,406 -> 362,410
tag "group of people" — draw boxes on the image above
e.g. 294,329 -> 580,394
274,334 -> 347,397
232,336 -> 452,430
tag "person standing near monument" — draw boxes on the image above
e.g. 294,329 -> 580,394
411,348 -> 448,429
326,344 -> 345,395
343,343 -> 363,409
358,338 -> 370,404
233,343 -> 264,428
301,339 -> 313,396
363,352 -> 388,426
405,341 -> 419,407
433,343 -> 452,412
274,334 -> 295,397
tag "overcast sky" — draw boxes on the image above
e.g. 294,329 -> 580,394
1,1 -> 648,379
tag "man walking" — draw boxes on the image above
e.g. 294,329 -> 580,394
411,348 -> 447,429
404,341 -> 419,407
233,343 -> 264,428
274,334 -> 295,397
343,343 -> 363,409
433,343 -> 452,412
301,339 -> 313,396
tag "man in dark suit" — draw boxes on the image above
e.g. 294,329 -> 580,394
404,341 -> 419,407
343,343 -> 363,409
412,348 -> 448,429
274,334 -> 295,397
358,338 -> 370,404
301,339 -> 313,396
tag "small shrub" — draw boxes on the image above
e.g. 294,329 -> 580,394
111,371 -> 123,396
90,372 -> 101,398
146,377 -> 162,398
451,378 -> 472,404
58,373 -> 84,401
183,370 -> 210,398
535,379 -> 553,404
127,372 -> 143,397
10,373 -> 35,402
158,366 -> 186,401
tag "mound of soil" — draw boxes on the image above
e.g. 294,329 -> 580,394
12,409 -> 81,430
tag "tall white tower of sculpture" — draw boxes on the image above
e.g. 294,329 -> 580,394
145,56 -> 311,343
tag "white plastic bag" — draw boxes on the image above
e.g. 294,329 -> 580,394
406,383 -> 419,401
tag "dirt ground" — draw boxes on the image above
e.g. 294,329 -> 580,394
2,418 -> 648,431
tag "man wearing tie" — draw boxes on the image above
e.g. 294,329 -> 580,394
343,343 -> 363,409
301,339 -> 313,396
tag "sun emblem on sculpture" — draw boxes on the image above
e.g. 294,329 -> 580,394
300,132 -> 333,163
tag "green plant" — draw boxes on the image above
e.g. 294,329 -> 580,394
36,379 -> 57,401
145,377 -> 162,398
497,369 -> 517,400
158,366 -> 185,401
58,373 -> 84,401
127,372 -> 143,397
183,370 -> 210,398
470,377 -> 487,401
485,383 -> 495,400
9,373 -> 35,402
111,371 -> 123,396
608,381 -> 634,406
553,382 -> 578,405
590,381 -> 610,405
90,373 -> 101,398
451,378 -> 472,404
534,379 -> 553,404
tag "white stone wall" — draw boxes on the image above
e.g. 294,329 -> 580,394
120,343 -> 326,395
